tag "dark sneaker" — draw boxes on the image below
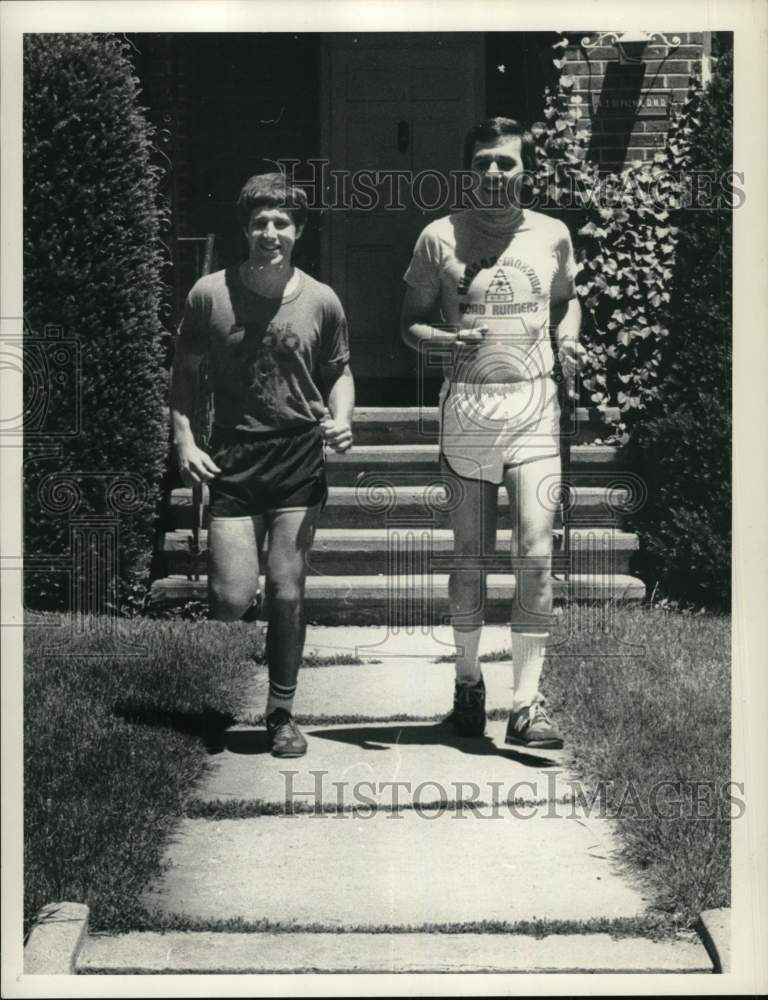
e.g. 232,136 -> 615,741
266,709 -> 308,758
505,700 -> 563,750
451,677 -> 486,737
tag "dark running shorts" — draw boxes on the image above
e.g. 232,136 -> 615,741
207,423 -> 328,518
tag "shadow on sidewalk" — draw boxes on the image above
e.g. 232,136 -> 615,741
311,722 -> 561,767
218,720 -> 560,767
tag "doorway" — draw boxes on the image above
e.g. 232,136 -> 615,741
320,34 -> 485,404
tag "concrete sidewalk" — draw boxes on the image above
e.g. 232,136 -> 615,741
122,657 -> 713,973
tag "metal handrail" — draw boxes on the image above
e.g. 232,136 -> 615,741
188,233 -> 216,580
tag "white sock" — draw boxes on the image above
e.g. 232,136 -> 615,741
266,679 -> 296,718
453,625 -> 483,685
511,631 -> 547,710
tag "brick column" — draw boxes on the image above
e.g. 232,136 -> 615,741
563,32 -> 706,167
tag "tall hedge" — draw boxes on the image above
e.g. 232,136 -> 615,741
628,50 -> 733,608
24,34 -> 168,609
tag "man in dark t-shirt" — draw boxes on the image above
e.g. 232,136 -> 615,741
171,173 -> 355,758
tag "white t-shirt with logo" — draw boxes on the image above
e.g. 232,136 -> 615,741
404,208 -> 577,384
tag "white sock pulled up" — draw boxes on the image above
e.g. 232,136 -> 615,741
511,631 -> 548,710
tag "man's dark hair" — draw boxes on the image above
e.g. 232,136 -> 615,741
236,172 -> 309,229
463,116 -> 538,173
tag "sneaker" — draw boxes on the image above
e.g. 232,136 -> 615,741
505,699 -> 564,750
266,708 -> 308,758
451,677 -> 486,737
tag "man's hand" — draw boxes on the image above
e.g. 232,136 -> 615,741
320,409 -> 353,453
455,323 -> 488,346
176,442 -> 221,486
558,340 -> 587,378
557,340 -> 587,399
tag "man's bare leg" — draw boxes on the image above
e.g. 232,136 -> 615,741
262,505 -> 321,717
208,515 -> 267,621
441,456 -> 497,734
504,455 -> 560,638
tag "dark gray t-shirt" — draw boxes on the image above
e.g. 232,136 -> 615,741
178,267 -> 350,435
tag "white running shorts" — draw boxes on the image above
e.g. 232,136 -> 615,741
439,377 -> 560,484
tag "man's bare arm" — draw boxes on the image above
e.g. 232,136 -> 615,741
319,361 -> 355,453
400,284 -> 486,353
169,338 -> 221,485
550,296 -> 584,383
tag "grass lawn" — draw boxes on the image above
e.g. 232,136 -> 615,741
23,606 -> 730,936
542,605 -> 731,929
23,614 -> 264,934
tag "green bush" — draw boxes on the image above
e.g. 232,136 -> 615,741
628,50 -> 733,608
24,34 -> 168,609
533,39 -> 732,607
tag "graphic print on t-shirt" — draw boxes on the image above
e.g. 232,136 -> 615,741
455,251 -> 549,382
485,268 -> 515,302
179,266 -> 350,433
234,320 -> 306,418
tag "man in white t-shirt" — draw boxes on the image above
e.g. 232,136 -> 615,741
401,117 -> 583,749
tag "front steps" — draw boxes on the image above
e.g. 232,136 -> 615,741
167,483 -> 631,530
162,527 -> 639,575
152,573 -> 645,624
150,406 -> 646,619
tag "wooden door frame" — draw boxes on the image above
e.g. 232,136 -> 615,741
318,32 -> 486,286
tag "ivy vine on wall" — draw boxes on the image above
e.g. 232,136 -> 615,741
532,40 -> 705,439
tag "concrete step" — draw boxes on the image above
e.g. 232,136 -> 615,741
161,527 -> 639,577
326,443 -> 622,485
161,405 -> 621,445
168,483 -> 631,531
150,572 -> 646,620
350,405 -> 621,445
77,929 -> 712,974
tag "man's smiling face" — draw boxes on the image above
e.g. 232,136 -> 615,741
244,206 -> 303,267
470,135 -> 525,209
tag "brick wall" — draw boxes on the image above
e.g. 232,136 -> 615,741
562,31 -> 707,167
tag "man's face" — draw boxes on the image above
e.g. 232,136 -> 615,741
244,207 -> 302,266
470,135 -> 525,208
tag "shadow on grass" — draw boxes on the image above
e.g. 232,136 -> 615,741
113,701 -> 237,754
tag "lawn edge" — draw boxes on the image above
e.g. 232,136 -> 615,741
24,901 -> 90,974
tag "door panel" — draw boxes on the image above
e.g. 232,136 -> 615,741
322,35 -> 484,389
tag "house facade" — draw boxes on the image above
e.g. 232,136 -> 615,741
132,30 -> 710,404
